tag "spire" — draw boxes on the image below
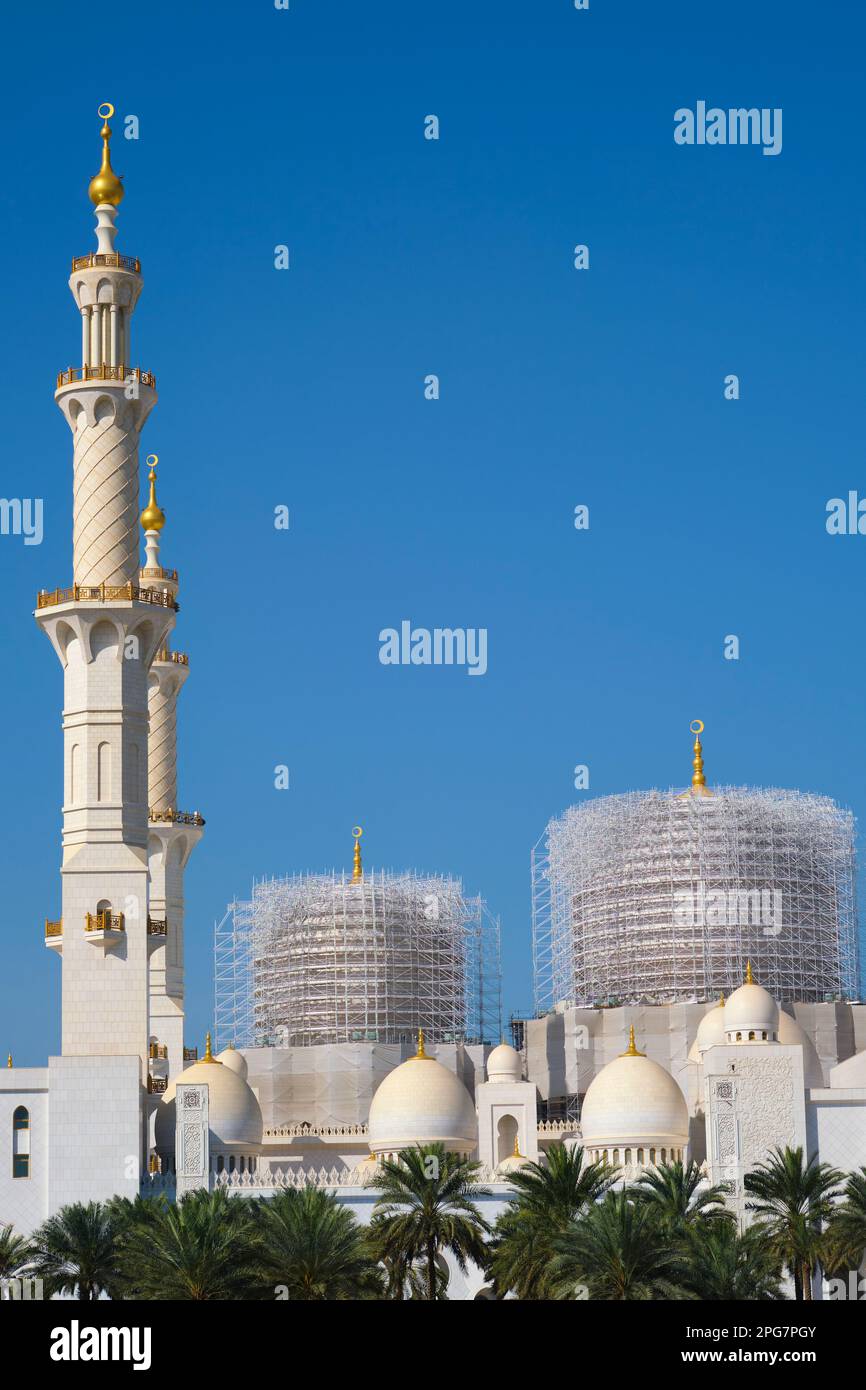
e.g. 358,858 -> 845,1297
352,825 -> 363,880
88,103 -> 124,207
621,1025 -> 645,1057
745,960 -> 754,985
415,1027 -> 428,1059
512,1133 -> 523,1158
6,1053 -> 11,1069
140,455 -> 166,533
202,1031 -> 218,1063
678,719 -> 712,798
719,992 -> 725,1008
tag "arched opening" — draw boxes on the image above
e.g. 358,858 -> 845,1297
69,743 -> 80,804
97,741 -> 111,802
496,1113 -> 518,1165
12,1106 -> 30,1178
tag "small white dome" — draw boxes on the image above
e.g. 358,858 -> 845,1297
580,1032 -> 689,1151
496,1147 -> 531,1177
723,972 -> 779,1042
368,1040 -> 477,1155
216,1044 -> 248,1081
155,1055 -> 262,1154
778,1011 -> 824,1086
688,999 -> 727,1062
486,1042 -> 522,1083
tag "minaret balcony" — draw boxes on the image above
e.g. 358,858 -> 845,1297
147,1075 -> 168,1096
141,566 -> 179,584
44,919 -> 62,954
36,582 -> 178,612
147,918 -> 168,954
56,364 -> 155,391
85,911 -> 125,950
71,252 -> 141,274
149,808 -> 205,827
183,1046 -> 199,1063
154,648 -> 189,665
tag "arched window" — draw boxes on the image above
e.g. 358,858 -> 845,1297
12,1106 -> 30,1179
624,1148 -> 632,1165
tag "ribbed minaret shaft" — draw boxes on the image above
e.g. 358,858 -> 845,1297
148,677 -> 178,808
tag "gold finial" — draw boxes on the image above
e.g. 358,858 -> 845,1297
88,103 -> 125,208
6,1053 -> 11,1069
140,455 -> 166,533
352,825 -> 363,880
745,960 -> 754,985
415,1028 -> 428,1059
202,1031 -> 219,1063
512,1134 -> 523,1158
719,992 -> 725,1008
690,719 -> 707,789
621,1025 -> 645,1057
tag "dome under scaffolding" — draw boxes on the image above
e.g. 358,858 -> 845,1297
532,726 -> 859,1012
214,837 -> 501,1051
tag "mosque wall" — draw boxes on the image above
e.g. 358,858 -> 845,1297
0,1069 -> 49,1235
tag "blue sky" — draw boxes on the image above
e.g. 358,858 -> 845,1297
1,1 -> 864,1061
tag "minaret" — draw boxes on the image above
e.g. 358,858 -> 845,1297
140,458 -> 203,1081
36,105 -> 172,1080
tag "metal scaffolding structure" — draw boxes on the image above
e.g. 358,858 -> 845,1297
214,870 -> 501,1050
533,787 -> 859,1013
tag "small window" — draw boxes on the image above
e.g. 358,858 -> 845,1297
13,1106 -> 29,1131
13,1154 -> 29,1179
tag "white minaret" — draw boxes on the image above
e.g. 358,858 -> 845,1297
139,459 -> 204,1082
36,106 -> 172,1082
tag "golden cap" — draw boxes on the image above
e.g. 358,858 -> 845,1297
745,960 -> 754,985
352,825 -> 363,881
621,1025 -> 645,1057
6,1053 -> 11,1069
201,1031 -> 220,1064
415,1028 -> 428,1059
88,104 -> 125,207
140,455 -> 166,532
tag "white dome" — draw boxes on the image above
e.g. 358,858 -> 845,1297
215,1045 -> 249,1081
496,1149 -> 531,1176
778,1011 -> 824,1086
723,975 -> 779,1041
688,999 -> 727,1062
486,1042 -> 522,1083
155,1056 -> 263,1153
580,1035 -> 689,1151
368,1046 -> 477,1155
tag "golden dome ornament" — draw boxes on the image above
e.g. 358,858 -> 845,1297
88,103 -> 125,208
140,455 -> 166,533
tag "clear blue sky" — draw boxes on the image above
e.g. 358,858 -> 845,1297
1,1 -> 864,1062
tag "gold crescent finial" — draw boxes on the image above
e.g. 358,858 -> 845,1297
690,719 -> 707,789
140,455 -> 166,533
6,1053 -> 11,1069
202,1031 -> 218,1063
622,1025 -> 645,1057
416,1027 -> 427,1059
89,103 -> 125,207
745,960 -> 754,985
352,825 -> 363,880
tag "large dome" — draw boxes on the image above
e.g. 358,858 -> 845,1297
580,1030 -> 689,1155
155,1048 -> 262,1154
368,1035 -> 477,1155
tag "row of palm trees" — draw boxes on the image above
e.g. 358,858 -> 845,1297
1,1143 -> 864,1299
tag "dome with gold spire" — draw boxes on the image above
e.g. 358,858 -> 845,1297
367,1030 -> 478,1157
579,1027 -> 689,1165
88,103 -> 125,207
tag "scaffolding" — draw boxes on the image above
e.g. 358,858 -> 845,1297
214,869 -> 501,1050
532,787 -> 860,1013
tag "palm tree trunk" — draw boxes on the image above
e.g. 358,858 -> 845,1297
427,1240 -> 437,1301
802,1262 -> 813,1301
793,1264 -> 803,1300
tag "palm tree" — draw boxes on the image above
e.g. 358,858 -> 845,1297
0,1223 -> 31,1289
823,1167 -> 866,1280
679,1220 -> 785,1300
29,1202 -> 119,1300
552,1190 -> 692,1300
116,1187 -> 258,1300
252,1186 -> 381,1300
371,1144 -> 490,1300
487,1143 -> 614,1299
745,1146 -> 842,1300
632,1159 -> 734,1236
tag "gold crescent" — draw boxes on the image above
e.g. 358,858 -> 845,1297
97,102 -> 115,120
352,825 -> 363,838
146,454 -> 159,468
689,719 -> 704,735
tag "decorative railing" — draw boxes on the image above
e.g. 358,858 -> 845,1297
141,1162 -> 506,1198
183,1046 -> 198,1062
147,918 -> 167,937
537,1120 -> 581,1135
44,919 -> 62,937
147,1076 -> 168,1095
71,252 -> 141,274
155,648 -> 189,665
36,583 -> 178,611
56,364 -> 155,390
149,1042 -> 168,1060
140,566 -> 179,582
263,1123 -> 369,1140
148,808 -> 205,826
85,911 -> 124,933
